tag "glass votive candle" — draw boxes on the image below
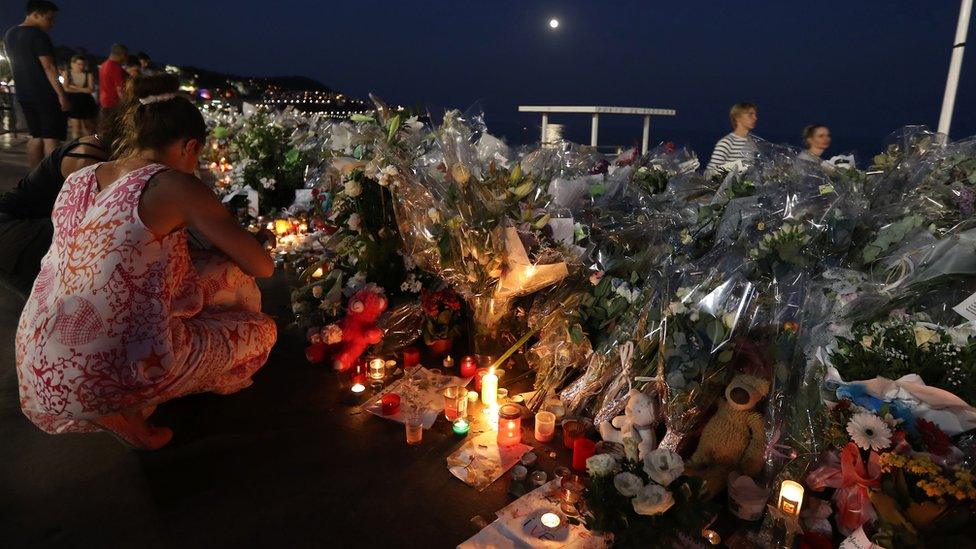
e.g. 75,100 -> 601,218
496,388 -> 509,402
553,466 -> 571,480
443,385 -> 468,421
562,419 -> 585,449
459,355 -> 477,378
520,451 -> 538,467
560,474 -> 585,514
380,393 -> 401,416
497,404 -> 522,447
452,417 -> 470,435
367,357 -> 385,381
534,411 -> 556,442
572,438 -> 597,471
402,347 -> 420,369
405,415 -> 424,445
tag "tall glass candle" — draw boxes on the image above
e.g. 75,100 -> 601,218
402,347 -> 420,369
777,480 -> 804,518
571,438 -> 596,471
562,419 -> 585,449
405,416 -> 423,445
481,368 -> 498,407
459,355 -> 477,378
497,404 -> 522,446
534,411 -> 556,442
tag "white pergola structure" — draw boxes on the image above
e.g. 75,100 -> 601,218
518,105 -> 677,153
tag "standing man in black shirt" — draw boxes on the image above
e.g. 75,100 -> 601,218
3,1 -> 70,169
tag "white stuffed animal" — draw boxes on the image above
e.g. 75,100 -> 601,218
598,388 -> 658,460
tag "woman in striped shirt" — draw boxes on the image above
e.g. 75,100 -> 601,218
705,102 -> 758,179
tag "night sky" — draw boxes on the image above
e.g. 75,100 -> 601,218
5,0 -> 974,161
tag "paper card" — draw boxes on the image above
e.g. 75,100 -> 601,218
363,366 -> 469,429
447,432 -> 530,492
953,290 -> 976,321
459,480 -> 608,549
839,527 -> 879,549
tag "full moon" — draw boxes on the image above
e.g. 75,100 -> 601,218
548,18 -> 559,29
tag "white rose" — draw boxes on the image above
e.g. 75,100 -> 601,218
585,454 -> 619,477
613,472 -> 644,497
643,448 -> 684,487
860,335 -> 874,350
427,208 -> 441,224
343,179 -> 362,197
631,483 -> 674,516
667,300 -> 687,316
722,312 -> 737,329
347,213 -> 362,232
378,165 -> 399,187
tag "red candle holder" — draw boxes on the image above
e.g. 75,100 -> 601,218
572,438 -> 596,471
459,355 -> 477,378
381,394 -> 401,416
402,347 -> 420,369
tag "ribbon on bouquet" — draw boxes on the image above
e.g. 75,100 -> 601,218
806,442 -> 881,536
618,341 -> 637,390
763,426 -> 798,461
220,185 -> 259,218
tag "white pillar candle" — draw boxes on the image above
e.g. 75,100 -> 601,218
481,368 -> 498,407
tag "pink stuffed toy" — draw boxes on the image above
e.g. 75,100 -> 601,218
326,286 -> 388,371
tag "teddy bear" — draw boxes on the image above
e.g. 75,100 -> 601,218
687,371 -> 770,499
306,285 -> 388,371
598,388 -> 658,460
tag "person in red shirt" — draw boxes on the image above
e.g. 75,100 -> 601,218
98,43 -> 128,112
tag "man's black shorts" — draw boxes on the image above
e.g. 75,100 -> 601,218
18,98 -> 67,140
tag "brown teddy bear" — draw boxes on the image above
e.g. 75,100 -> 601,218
687,370 -> 770,499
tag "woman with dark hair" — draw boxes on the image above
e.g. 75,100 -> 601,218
60,54 -> 98,136
798,124 -> 831,164
0,111 -> 118,297
15,75 -> 277,449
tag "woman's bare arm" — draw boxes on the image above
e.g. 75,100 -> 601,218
61,69 -> 81,93
139,171 -> 274,278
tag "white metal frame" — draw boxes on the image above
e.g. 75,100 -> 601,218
938,0 -> 973,137
518,105 -> 677,153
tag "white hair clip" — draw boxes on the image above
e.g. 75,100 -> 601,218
138,93 -> 177,105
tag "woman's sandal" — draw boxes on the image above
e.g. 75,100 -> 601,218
94,412 -> 173,450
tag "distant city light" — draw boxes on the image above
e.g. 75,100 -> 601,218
549,18 -> 559,29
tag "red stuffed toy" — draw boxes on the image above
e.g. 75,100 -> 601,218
308,285 -> 388,371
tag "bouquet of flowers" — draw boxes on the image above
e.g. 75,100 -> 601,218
420,287 -> 463,346
583,444 -> 713,548
228,107 -> 308,213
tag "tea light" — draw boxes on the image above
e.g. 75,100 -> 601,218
467,390 -> 479,403
481,368 -> 498,407
402,347 -> 420,369
520,451 -> 538,467
452,418 -> 470,435
553,466 -> 571,479
540,513 -> 561,528
529,470 -> 548,487
273,218 -> 291,235
535,411 -> 556,442
459,355 -> 477,378
367,358 -> 385,381
497,404 -> 522,446
351,383 -> 366,394
496,388 -> 509,402
777,480 -> 804,518
443,355 -> 455,369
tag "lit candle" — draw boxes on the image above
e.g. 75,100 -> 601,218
459,356 -> 477,378
274,219 -> 291,236
571,438 -> 596,471
467,390 -> 479,403
311,267 -> 324,278
481,368 -> 498,407
368,358 -> 386,381
540,513 -> 561,528
497,404 -> 522,446
443,355 -> 455,369
351,383 -> 366,394
777,480 -> 804,518
534,411 -> 556,442
452,418 -> 470,435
